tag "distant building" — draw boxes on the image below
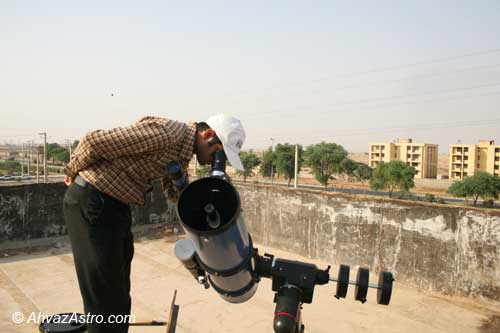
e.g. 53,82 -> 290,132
0,151 -> 18,159
449,140 -> 500,180
368,139 -> 438,179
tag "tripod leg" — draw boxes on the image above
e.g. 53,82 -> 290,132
298,307 -> 304,333
296,303 -> 304,333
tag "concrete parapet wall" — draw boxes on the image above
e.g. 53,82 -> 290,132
237,184 -> 500,301
1,181 -> 499,301
0,182 -> 179,244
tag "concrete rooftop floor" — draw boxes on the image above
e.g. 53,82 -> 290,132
1,235 -> 499,333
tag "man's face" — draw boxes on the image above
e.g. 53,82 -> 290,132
196,130 -> 223,166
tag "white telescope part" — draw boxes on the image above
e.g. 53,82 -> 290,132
177,177 -> 257,303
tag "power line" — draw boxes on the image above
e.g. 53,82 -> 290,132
250,118 -> 500,144
211,47 -> 500,101
0,134 -> 37,138
234,62 -> 500,105
245,82 -> 500,120
0,127 -> 39,132
283,90 -> 500,123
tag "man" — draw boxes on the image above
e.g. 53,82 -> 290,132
63,114 -> 245,333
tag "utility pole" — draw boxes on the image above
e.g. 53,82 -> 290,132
28,140 -> 32,176
21,142 -> 24,176
270,138 -> 275,185
39,132 -> 47,183
36,144 -> 40,183
294,144 -> 298,189
65,139 -> 72,160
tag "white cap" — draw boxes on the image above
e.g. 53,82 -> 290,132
206,114 -> 246,171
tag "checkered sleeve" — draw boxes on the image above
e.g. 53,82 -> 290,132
64,117 -> 186,178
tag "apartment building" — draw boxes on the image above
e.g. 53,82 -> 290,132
449,140 -> 500,180
369,139 -> 438,179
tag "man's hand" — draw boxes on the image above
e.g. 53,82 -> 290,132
64,175 -> 73,187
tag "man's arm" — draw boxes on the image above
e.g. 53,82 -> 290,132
64,117 -> 186,179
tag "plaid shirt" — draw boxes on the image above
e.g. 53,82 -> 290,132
64,116 -> 197,206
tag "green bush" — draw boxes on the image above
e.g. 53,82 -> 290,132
0,160 -> 22,175
47,167 -> 63,174
482,199 -> 495,208
424,193 -> 436,203
196,164 -> 211,178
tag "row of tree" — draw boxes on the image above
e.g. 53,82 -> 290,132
14,138 -> 500,207
209,142 -> 372,187
211,142 -> 499,208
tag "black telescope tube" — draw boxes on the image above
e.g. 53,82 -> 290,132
210,150 -> 228,179
212,150 -> 226,173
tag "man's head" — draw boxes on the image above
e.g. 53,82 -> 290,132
194,114 -> 246,170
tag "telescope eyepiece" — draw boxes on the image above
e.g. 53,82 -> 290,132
210,150 -> 229,180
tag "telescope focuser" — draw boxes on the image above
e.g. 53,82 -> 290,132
210,150 -> 231,181
166,161 -> 188,192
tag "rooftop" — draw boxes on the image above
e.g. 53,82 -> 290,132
0,235 -> 497,333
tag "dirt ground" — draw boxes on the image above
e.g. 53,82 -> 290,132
1,235 -> 499,333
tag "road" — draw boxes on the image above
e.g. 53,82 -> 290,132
0,175 -> 64,186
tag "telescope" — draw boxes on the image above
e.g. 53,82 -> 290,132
171,151 -> 394,333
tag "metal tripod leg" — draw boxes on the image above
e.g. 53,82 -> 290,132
127,289 -> 179,332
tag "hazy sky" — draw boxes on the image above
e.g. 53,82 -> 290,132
1,0 -> 500,153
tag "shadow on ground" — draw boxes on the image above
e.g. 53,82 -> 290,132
479,315 -> 500,333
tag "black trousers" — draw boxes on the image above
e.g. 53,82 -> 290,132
63,182 -> 134,333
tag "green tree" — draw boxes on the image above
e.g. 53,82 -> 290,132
305,142 -> 348,189
447,172 -> 500,206
196,164 -> 211,178
46,143 -> 70,163
274,143 -> 303,186
46,143 -> 61,156
353,163 -> 372,183
370,161 -> 416,198
0,160 -> 22,175
236,150 -> 261,182
53,150 -> 70,163
340,158 -> 357,181
260,148 -> 276,178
